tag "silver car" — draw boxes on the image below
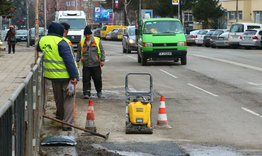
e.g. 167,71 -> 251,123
239,29 -> 262,49
210,29 -> 229,48
185,30 -> 200,46
105,30 -> 113,40
195,30 -> 212,46
214,32 -> 230,47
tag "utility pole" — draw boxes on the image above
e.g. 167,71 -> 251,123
35,0 -> 39,63
44,0 -> 47,37
236,0 -> 238,22
26,0 -> 29,47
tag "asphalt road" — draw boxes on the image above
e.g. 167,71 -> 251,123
74,41 -> 262,156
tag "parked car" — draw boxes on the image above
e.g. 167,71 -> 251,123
203,29 -> 216,47
213,32 -> 230,48
122,26 -> 137,53
239,29 -> 262,49
210,29 -> 229,48
117,27 -> 126,40
110,28 -> 120,40
185,30 -> 200,46
195,30 -> 212,46
228,22 -> 262,48
93,28 -> 101,38
105,30 -> 113,40
29,27 -> 44,46
15,30 -> 28,42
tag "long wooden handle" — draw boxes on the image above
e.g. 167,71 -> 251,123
43,114 -> 109,140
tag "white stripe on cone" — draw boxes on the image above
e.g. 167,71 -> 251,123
154,95 -> 172,129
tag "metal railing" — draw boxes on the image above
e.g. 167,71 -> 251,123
0,53 -> 46,156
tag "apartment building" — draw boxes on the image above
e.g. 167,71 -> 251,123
219,0 -> 262,29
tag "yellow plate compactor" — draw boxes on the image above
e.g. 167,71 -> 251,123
125,73 -> 153,134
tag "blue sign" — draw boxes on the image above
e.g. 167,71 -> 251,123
23,17 -> 27,20
94,7 -> 113,23
155,16 -> 161,18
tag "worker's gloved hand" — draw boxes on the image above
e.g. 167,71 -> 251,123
66,81 -> 75,96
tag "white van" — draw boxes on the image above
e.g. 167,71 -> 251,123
228,22 -> 262,48
55,10 -> 86,51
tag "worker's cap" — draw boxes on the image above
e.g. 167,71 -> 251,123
60,22 -> 70,30
9,25 -> 14,28
84,26 -> 92,35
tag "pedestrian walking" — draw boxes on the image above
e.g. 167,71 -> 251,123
37,22 -> 79,131
4,25 -> 16,54
76,26 -> 105,99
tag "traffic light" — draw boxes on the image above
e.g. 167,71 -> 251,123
54,5 -> 57,11
22,20 -> 25,23
115,0 -> 119,8
17,20 -> 19,23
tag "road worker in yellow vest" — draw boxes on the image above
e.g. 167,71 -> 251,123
76,26 -> 105,99
37,22 -> 79,131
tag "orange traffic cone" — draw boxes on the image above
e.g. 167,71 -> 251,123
154,95 -> 172,129
85,100 -> 97,132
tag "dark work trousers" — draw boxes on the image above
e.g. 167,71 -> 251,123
82,66 -> 102,96
8,44 -> 15,54
52,81 -> 75,128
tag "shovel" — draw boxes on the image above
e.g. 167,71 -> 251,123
43,114 -> 109,140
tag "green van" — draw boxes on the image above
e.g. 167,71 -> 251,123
136,18 -> 187,65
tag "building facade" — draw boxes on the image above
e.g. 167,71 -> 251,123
219,0 -> 262,29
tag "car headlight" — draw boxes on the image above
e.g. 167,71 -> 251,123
177,42 -> 186,46
128,39 -> 135,44
143,42 -> 153,47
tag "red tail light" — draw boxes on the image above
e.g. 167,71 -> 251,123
240,36 -> 242,39
252,36 -> 259,40
190,35 -> 196,38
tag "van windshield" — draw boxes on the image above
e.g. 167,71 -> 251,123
230,24 -> 244,32
101,26 -> 107,31
59,19 -> 86,29
143,21 -> 183,34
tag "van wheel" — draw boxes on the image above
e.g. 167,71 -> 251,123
137,53 -> 141,63
181,56 -> 187,65
187,43 -> 192,46
123,47 -> 126,53
141,57 -> 147,66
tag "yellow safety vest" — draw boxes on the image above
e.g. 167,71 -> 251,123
80,37 -> 101,65
63,37 -> 80,77
39,36 -> 72,79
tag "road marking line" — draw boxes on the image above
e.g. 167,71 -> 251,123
127,56 -> 136,60
247,82 -> 262,86
190,54 -> 262,72
159,69 -> 177,78
242,107 -> 262,118
187,83 -> 218,97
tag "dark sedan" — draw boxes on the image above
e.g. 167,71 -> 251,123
16,30 -> 27,42
203,29 -> 216,47
122,26 -> 137,53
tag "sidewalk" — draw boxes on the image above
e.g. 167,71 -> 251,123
0,42 -> 35,107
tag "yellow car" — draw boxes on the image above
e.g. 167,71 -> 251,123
117,28 -> 126,40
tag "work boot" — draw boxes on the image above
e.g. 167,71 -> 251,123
84,94 -> 90,99
97,92 -> 102,98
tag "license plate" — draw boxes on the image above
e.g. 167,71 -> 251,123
218,38 -> 223,40
159,52 -> 172,56
232,36 -> 238,39
21,38 -> 26,40
244,37 -> 251,39
206,37 -> 210,39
